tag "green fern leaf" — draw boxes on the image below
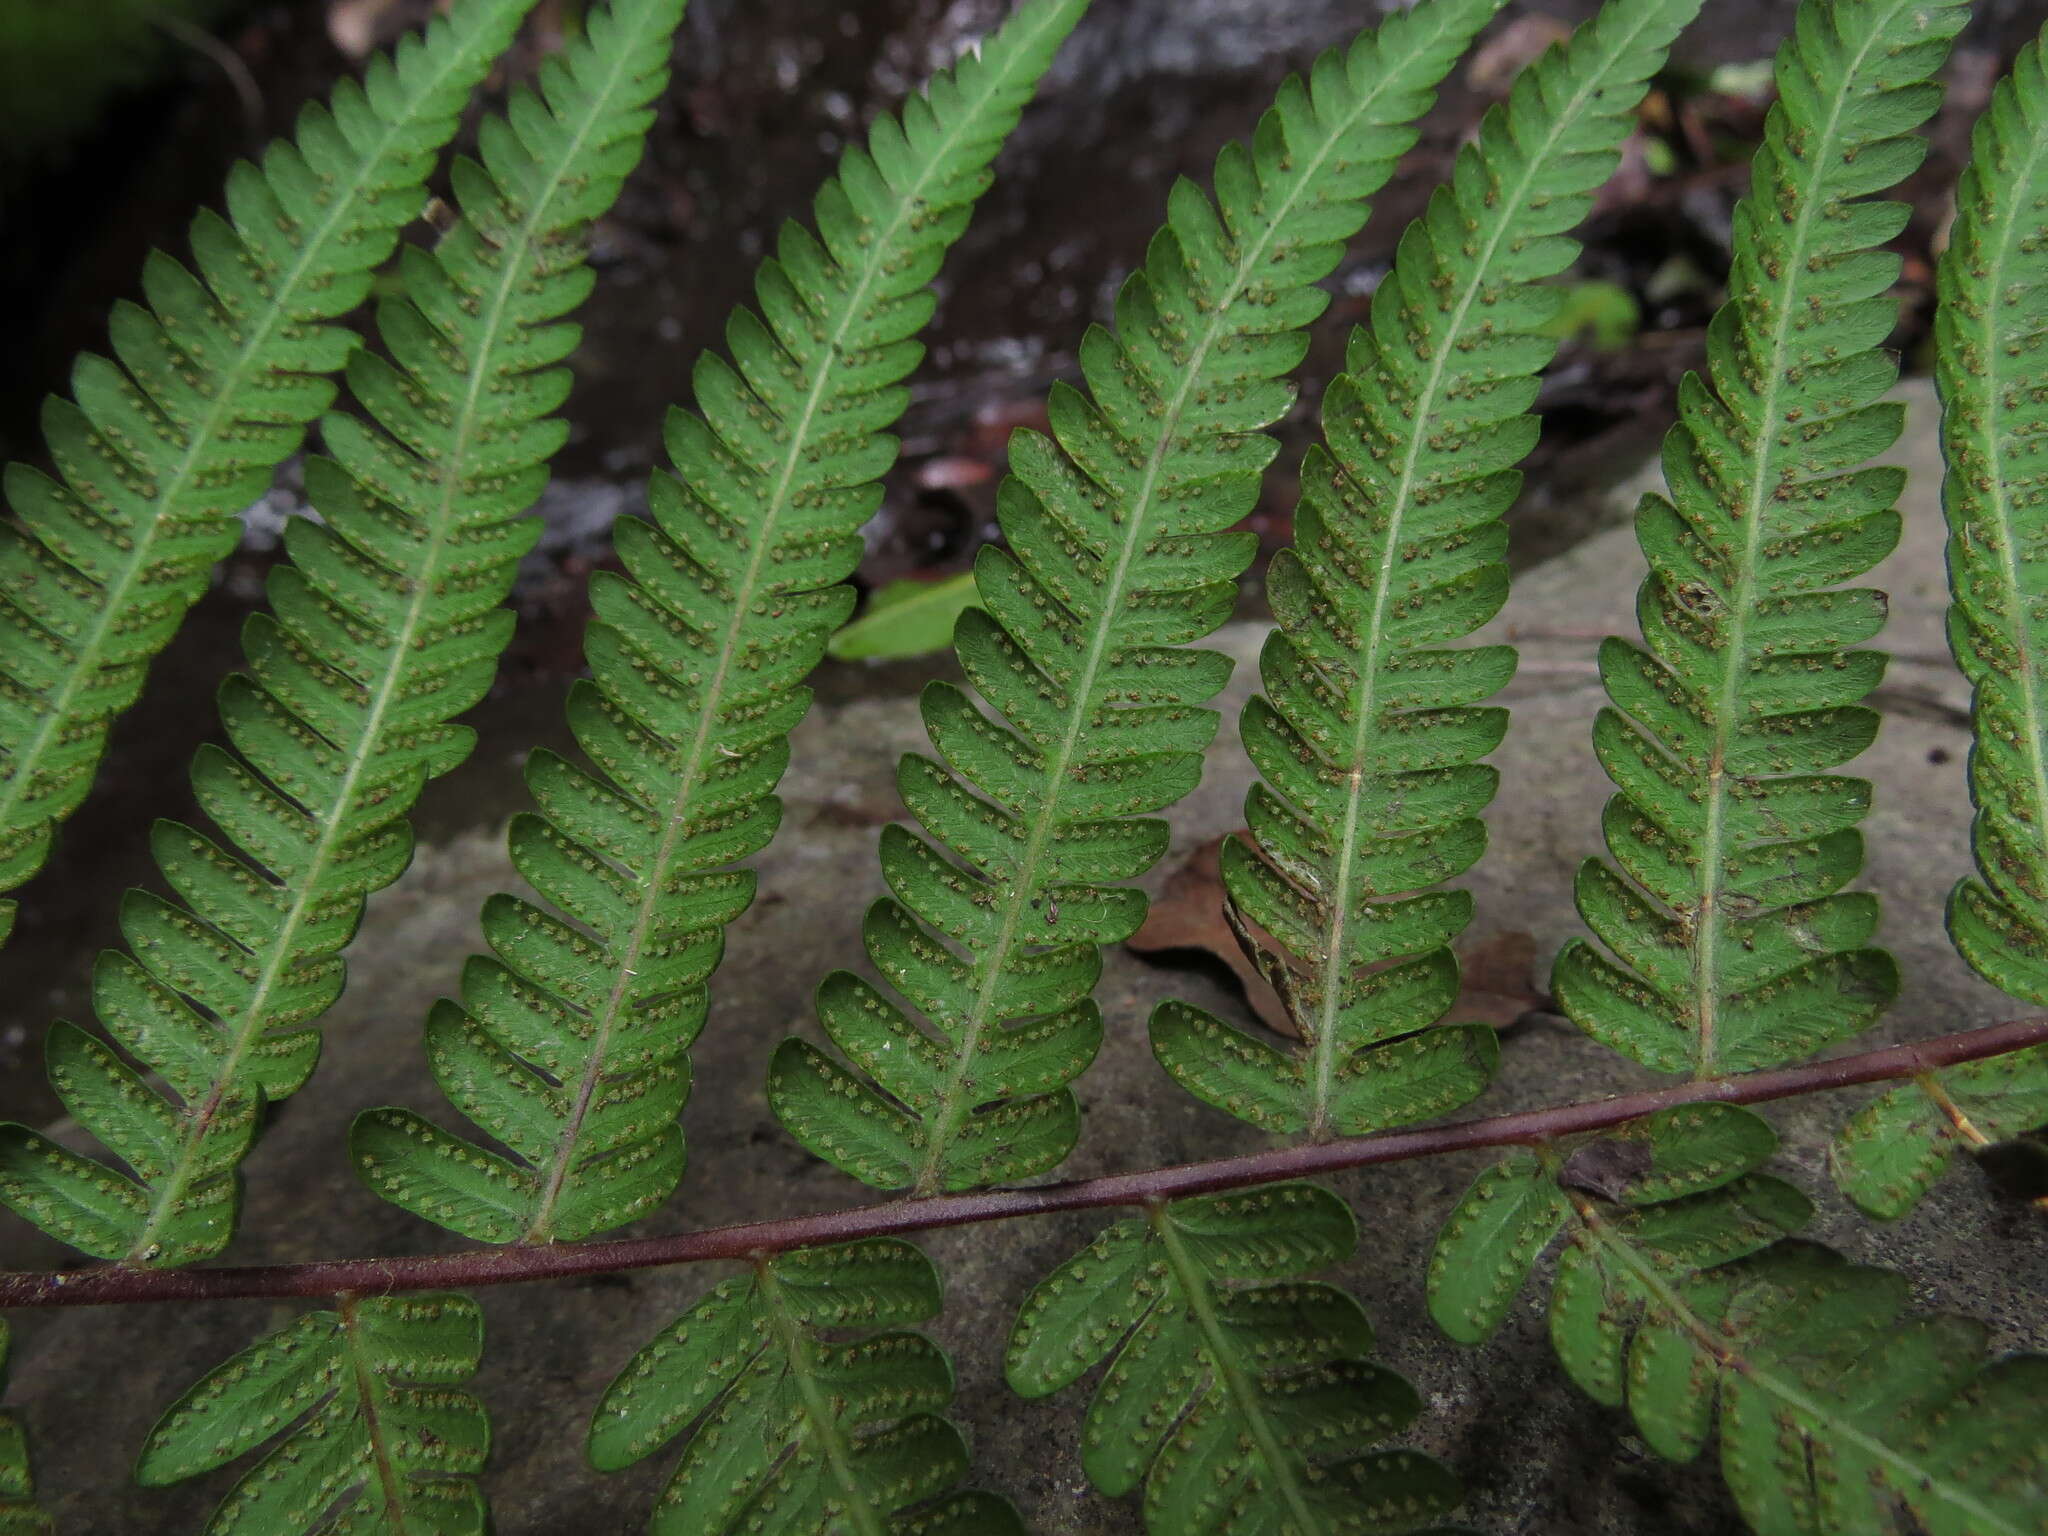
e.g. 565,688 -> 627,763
1008,1184 -> 1465,1534
591,1239 -> 1017,1535
1569,1230 -> 2047,1535
1939,26 -> 2048,1010
0,0 -> 681,1267
1826,31 -> 2048,1219
0,0 -> 535,945
1829,1044 -> 2048,1218
1435,1104 -> 2046,1534
1426,1102 -> 1774,1345
136,1293 -> 488,1535
771,0 -> 1507,1197
0,1324 -> 50,1536
350,0 -> 1086,1246
1552,0 -> 1967,1077
1150,0 -> 1702,1143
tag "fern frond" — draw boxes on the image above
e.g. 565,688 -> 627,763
0,0 -> 535,946
1007,1184 -> 1463,1534
1151,0 -> 1700,1142
1432,1107 -> 2048,1535
1829,1043 -> 2048,1217
1551,0 -> 1967,1077
349,0 -> 1085,1247
0,1324 -> 50,1536
0,0 -> 681,1267
136,1293 -> 489,1535
1829,31 -> 2048,1219
591,1239 -> 1018,1535
770,0 -> 1506,1197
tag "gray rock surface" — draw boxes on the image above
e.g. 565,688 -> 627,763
7,381 -> 2045,1533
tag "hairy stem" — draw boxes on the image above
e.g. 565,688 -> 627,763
4,1018 -> 2039,1308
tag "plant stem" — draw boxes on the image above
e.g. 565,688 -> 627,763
4,1018 -> 2041,1309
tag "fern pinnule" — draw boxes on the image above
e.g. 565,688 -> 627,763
1152,0 -> 1702,1143
1552,0 -> 1967,1079
0,0 -> 535,948
136,1293 -> 489,1536
592,1240 -> 1022,1535
350,0 -> 1088,1246
0,0 -> 681,1268
0,1324 -> 48,1536
1829,27 -> 2048,1220
770,0 -> 1508,1199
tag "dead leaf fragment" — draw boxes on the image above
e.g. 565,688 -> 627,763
1129,838 -> 1549,1039
1467,15 -> 1572,96
1128,835 -> 1295,1036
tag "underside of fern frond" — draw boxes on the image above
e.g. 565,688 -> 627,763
1429,1106 -> 2048,1536
769,0 -> 1507,1198
593,1240 -> 1020,1535
0,0 -> 534,947
1009,1185 -> 1464,1534
350,0 -> 1087,1247
1152,0 -> 1700,1144
136,1293 -> 489,1536
0,1325 -> 49,1536
1829,26 -> 2048,1218
0,0 -> 679,1267
1552,0 -> 1968,1079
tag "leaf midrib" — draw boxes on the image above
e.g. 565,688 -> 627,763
756,1263 -> 893,1536
1691,7 -> 1903,1076
522,8 -> 1066,1239
337,1294 -> 414,1535
1573,1199 -> 2027,1536
1151,1208 -> 1325,1533
0,11 -> 511,869
1307,12 -> 1658,1136
910,46 -> 1433,1193
129,27 -> 644,1262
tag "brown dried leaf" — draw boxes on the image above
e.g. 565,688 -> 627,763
1129,837 -> 1549,1039
1128,835 -> 1295,1035
1467,14 -> 1572,96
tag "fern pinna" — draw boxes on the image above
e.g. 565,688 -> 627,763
1429,1104 -> 2047,1535
592,1240 -> 1021,1536
1005,3 -> 1700,1528
0,0 -> 535,948
0,0 -> 679,1267
1551,0 -> 1968,1079
134,1293 -> 488,1535
0,1324 -> 43,1536
1426,2 -> 2048,1530
1151,0 -> 1702,1142
768,0 -> 1507,1199
351,0 -> 1087,1249
1831,21 -> 2048,1219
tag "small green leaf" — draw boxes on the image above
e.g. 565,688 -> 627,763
591,1240 -> 1016,1535
1008,1184 -> 1462,1531
1831,1047 -> 2048,1218
1427,1153 -> 1568,1344
137,1295 -> 488,1535
828,573 -> 984,661
0,1323 -> 51,1536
